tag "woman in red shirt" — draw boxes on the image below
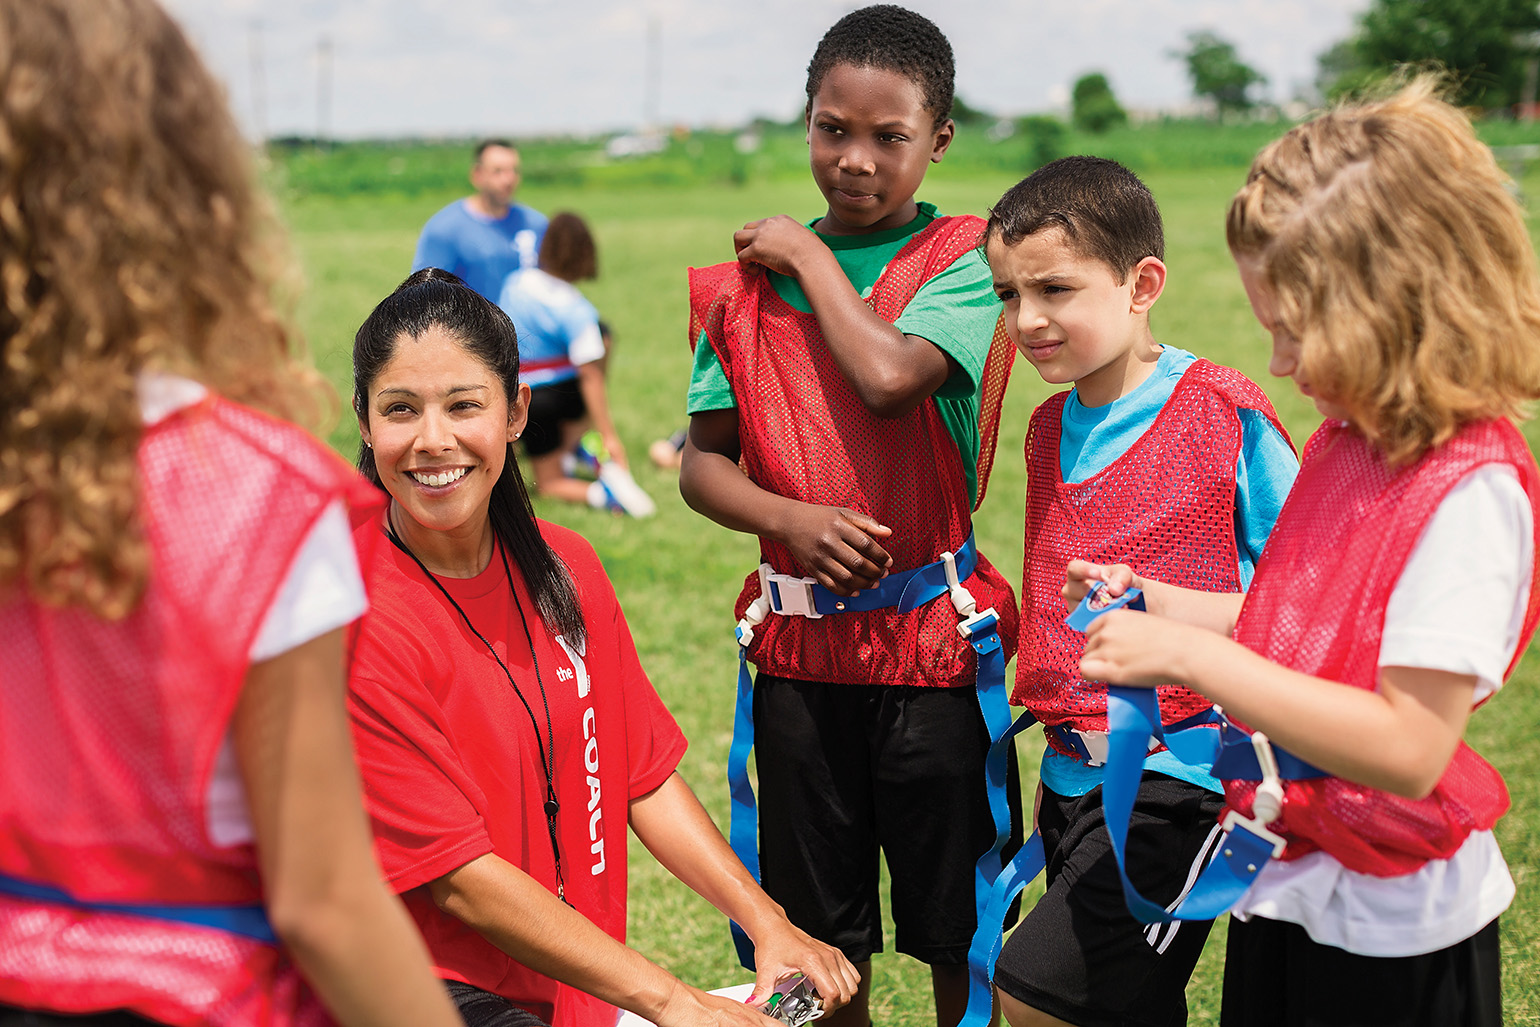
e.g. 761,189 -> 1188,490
348,269 -> 859,1027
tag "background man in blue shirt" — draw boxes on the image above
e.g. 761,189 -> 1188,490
412,139 -> 548,301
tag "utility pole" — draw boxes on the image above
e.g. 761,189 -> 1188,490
316,34 -> 333,148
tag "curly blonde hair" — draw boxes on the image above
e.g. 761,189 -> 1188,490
1227,75 -> 1540,466
0,0 -> 330,618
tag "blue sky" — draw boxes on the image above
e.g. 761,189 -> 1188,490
161,0 -> 1369,139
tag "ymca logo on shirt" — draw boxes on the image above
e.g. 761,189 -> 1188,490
555,634 -> 605,876
554,634 -> 590,698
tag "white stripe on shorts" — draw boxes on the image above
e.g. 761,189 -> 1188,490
1144,819 -> 1226,955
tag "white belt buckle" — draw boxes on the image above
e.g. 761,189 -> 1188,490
759,566 -> 823,619
1068,728 -> 1162,767
1072,728 -> 1110,767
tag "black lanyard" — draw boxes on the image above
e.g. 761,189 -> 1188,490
384,514 -> 569,905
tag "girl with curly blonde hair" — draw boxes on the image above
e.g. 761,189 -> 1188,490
1061,77 -> 1540,1025
0,3 -> 458,1026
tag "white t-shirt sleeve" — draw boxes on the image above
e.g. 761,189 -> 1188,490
562,291 -> 606,367
1235,465 -> 1532,956
206,499 -> 368,846
248,499 -> 368,662
567,319 -> 607,367
1378,464 -> 1533,703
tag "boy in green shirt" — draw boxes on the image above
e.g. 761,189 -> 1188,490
680,6 -> 1020,1024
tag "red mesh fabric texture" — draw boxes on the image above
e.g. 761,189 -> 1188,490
973,310 -> 1015,512
0,899 -> 323,1027
1226,419 -> 1540,876
0,395 -> 381,1025
688,215 -> 1018,687
1015,362 -> 1290,746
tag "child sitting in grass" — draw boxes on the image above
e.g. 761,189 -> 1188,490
498,212 -> 654,516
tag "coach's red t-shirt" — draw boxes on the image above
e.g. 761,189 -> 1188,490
348,516 -> 687,1025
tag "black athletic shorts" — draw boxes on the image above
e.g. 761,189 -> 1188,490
753,673 -> 1023,965
0,1009 -> 154,1027
993,772 -> 1226,1027
446,980 -> 550,1027
523,378 -> 586,457
1222,914 -> 1501,1027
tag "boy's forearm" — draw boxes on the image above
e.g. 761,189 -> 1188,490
795,261 -> 952,417
679,439 -> 799,543
1140,579 -> 1245,635
576,364 -> 622,453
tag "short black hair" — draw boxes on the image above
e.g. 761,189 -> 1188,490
805,5 -> 954,129
985,156 -> 1164,283
474,138 -> 515,162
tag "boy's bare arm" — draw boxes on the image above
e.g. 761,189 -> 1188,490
679,408 -> 893,595
733,216 -> 956,418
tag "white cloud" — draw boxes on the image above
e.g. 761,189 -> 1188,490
160,0 -> 1368,138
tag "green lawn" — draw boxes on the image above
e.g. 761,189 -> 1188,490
281,152 -> 1540,1025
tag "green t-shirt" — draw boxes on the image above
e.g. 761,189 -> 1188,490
686,202 -> 1002,503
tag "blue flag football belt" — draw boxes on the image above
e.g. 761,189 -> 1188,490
725,566 -> 1330,1026
724,532 -> 1047,1027
1099,686 -> 1328,924
1064,583 -> 1328,927
0,870 -> 276,944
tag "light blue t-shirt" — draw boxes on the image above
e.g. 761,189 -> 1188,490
498,269 -> 605,389
1041,345 -> 1298,797
413,199 -> 548,302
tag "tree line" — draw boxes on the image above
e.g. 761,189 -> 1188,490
1069,0 -> 1540,133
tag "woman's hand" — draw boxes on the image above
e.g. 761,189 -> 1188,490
627,774 -> 859,1019
649,980 -> 778,1026
743,919 -> 859,1015
777,503 -> 893,596
1062,559 -> 1138,612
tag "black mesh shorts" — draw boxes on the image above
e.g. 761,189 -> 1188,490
0,1009 -> 154,1026
993,772 -> 1225,1027
523,378 -> 586,457
446,981 -> 550,1027
1221,914 -> 1501,1027
752,673 -> 1022,965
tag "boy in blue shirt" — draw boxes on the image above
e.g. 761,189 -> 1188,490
984,156 -> 1298,1027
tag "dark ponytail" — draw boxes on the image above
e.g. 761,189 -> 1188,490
353,268 -> 585,644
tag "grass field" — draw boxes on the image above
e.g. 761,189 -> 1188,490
277,129 -> 1540,1025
